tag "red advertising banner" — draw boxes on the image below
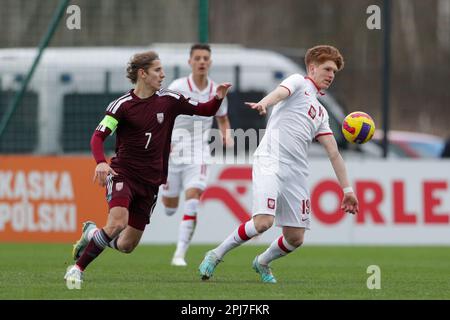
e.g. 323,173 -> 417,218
0,156 -> 108,242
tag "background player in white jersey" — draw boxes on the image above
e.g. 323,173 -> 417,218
162,43 -> 233,266
199,45 -> 359,283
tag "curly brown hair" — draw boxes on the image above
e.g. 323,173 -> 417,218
126,51 -> 159,84
305,45 -> 344,71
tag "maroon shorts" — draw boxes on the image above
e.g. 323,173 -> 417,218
105,174 -> 158,231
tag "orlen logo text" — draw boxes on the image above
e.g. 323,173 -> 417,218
201,167 -> 450,225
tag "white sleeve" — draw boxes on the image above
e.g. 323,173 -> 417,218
315,108 -> 333,138
279,74 -> 305,96
168,79 -> 180,91
215,96 -> 228,117
167,80 -> 177,91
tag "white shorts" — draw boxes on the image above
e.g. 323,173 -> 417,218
252,156 -> 311,229
161,162 -> 208,198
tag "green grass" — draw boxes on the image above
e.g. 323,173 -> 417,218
0,243 -> 449,299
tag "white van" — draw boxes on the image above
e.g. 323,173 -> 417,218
0,43 -> 381,157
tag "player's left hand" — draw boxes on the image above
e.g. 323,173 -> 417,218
341,192 -> 359,214
216,83 -> 232,99
245,102 -> 267,116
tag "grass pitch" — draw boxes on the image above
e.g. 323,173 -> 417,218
1,243 -> 449,300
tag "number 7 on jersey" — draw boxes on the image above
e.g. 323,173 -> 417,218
145,132 -> 152,149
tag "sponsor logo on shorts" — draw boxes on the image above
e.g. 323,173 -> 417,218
301,217 -> 309,222
116,182 -> 123,191
157,113 -> 164,124
267,198 -> 276,209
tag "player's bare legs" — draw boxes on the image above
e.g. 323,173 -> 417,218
65,207 -> 129,284
102,207 -> 129,239
281,226 -> 305,248
199,214 -> 273,280
109,225 -> 144,253
72,207 -> 144,258
162,196 -> 179,216
199,214 -> 304,283
252,214 -> 275,233
170,188 -> 203,266
253,226 -> 305,283
213,214 -> 273,258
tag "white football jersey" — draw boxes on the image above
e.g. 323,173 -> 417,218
254,74 -> 333,176
168,74 -> 228,163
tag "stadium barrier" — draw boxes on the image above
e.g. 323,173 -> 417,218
1,156 -> 450,244
0,156 -> 107,242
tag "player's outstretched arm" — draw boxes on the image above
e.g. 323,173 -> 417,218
317,134 -> 359,214
215,82 -> 232,99
189,83 -> 232,117
245,85 -> 290,116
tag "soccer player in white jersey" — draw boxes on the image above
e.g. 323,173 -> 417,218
199,45 -> 359,283
162,44 -> 233,266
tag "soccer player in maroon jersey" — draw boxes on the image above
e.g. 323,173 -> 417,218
64,51 -> 231,286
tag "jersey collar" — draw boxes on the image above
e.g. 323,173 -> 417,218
187,74 -> 213,97
129,88 -> 154,101
304,76 -> 325,96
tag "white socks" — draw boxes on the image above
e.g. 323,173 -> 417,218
213,220 -> 259,259
258,236 -> 298,265
174,199 -> 199,258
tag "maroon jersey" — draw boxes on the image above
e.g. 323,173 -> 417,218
95,89 -> 220,186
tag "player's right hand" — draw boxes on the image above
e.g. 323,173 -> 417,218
93,162 -> 118,187
245,102 -> 267,116
215,83 -> 232,99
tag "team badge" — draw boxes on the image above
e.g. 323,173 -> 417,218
157,113 -> 164,124
308,105 -> 316,119
267,198 -> 276,209
116,182 -> 123,191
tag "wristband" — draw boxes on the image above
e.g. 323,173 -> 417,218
343,187 -> 354,194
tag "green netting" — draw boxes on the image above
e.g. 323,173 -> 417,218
62,93 -> 122,153
0,90 -> 38,153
